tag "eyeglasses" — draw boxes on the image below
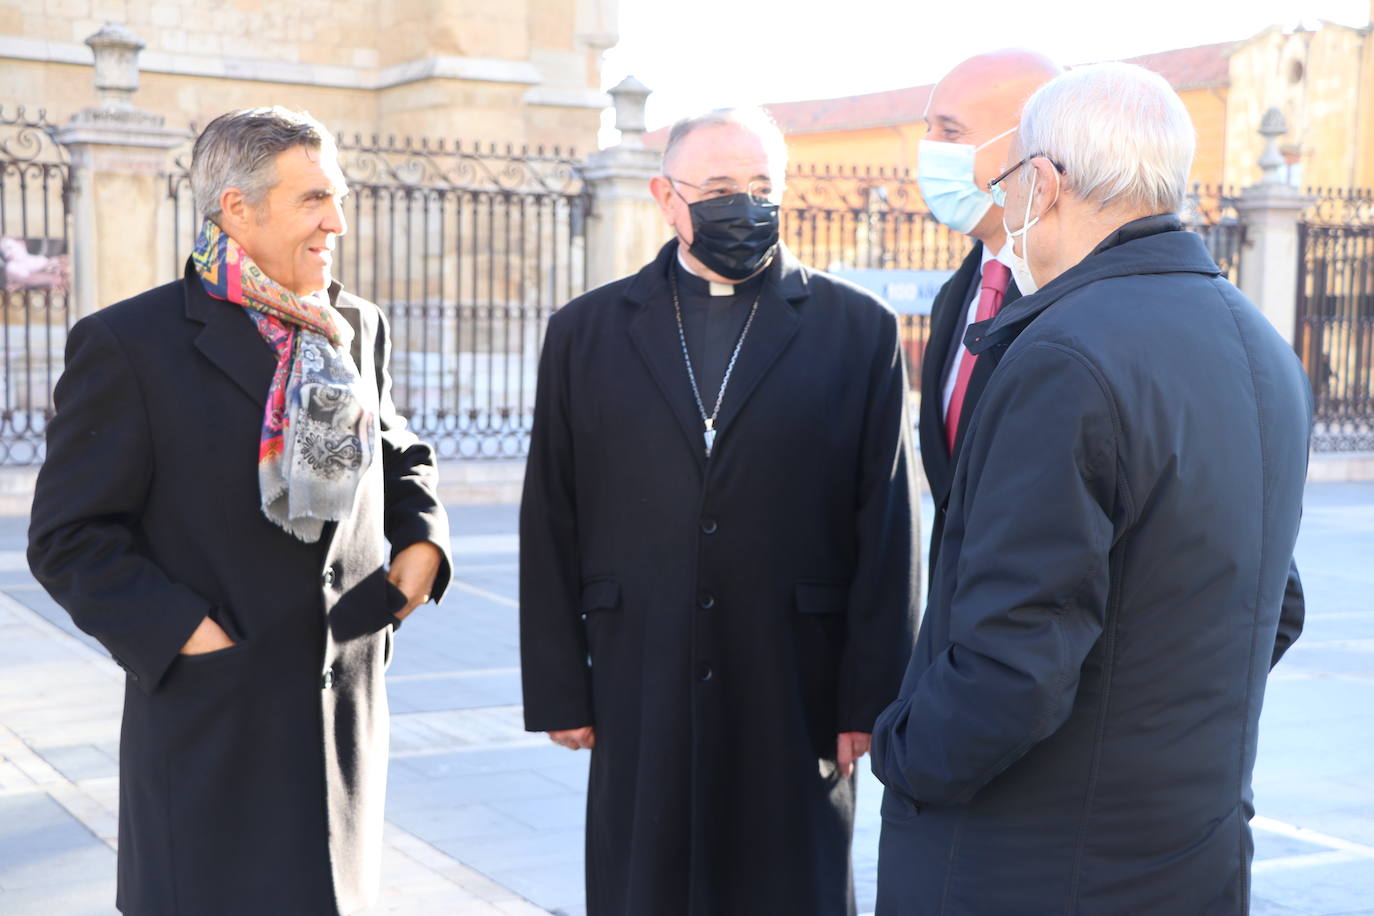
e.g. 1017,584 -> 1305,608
667,175 -> 782,206
987,154 -> 1067,192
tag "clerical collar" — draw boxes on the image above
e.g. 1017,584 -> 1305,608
674,249 -> 768,299
677,249 -> 750,297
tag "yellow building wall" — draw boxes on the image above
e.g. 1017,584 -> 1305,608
1356,16 -> 1374,187
1224,25 -> 1368,189
785,123 -> 926,174
1177,87 -> 1230,188
781,90 -> 1229,195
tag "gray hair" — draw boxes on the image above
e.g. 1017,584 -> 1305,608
662,107 -> 789,182
1016,62 -> 1195,214
191,107 -> 335,221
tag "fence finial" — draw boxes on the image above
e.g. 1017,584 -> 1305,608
1258,107 -> 1288,185
608,76 -> 651,149
85,23 -> 146,111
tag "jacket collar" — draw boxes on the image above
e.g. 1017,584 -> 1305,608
181,259 -> 353,407
967,214 -> 1219,356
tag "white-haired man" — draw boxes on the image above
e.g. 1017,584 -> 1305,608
871,63 -> 1312,913
29,108 -> 451,915
520,107 -> 919,915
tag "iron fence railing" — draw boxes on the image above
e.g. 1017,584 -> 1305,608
1298,190 -> 1374,452
167,135 -> 590,459
0,106 -> 71,465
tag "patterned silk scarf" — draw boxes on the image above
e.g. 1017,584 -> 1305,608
192,219 -> 374,542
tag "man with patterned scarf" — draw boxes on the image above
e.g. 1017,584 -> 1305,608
28,107 -> 452,916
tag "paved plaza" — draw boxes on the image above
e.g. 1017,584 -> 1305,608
0,482 -> 1371,914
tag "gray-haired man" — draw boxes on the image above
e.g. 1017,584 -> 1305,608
519,107 -> 919,915
871,63 -> 1311,913
29,107 -> 451,915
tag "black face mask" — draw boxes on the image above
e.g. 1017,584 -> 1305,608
682,193 -> 780,281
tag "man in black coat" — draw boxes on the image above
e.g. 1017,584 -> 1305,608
28,108 -> 451,915
916,49 -> 1060,580
872,64 -> 1313,914
519,108 -> 919,915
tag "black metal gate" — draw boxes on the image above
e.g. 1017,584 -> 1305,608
167,135 -> 590,459
1298,190 -> 1374,452
782,166 -> 966,395
0,107 -> 71,465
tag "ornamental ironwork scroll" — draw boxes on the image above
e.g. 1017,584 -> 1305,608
0,106 -> 72,465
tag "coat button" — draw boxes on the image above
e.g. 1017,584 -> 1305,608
699,593 -> 716,610
323,568 -> 335,587
321,667 -> 334,689
701,518 -> 718,535
698,664 -> 713,682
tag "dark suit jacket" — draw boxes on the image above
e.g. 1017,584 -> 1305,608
918,243 -> 1021,582
28,264 -> 452,916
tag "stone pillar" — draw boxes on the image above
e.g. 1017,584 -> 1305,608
55,24 -> 188,318
1234,107 -> 1313,345
580,77 -> 667,290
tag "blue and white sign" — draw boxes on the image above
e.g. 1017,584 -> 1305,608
830,269 -> 955,316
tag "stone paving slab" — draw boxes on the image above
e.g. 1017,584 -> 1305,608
0,486 -> 1371,914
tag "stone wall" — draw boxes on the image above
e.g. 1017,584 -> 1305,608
0,0 -> 615,152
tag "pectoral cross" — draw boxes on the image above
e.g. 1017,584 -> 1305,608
704,418 -> 717,458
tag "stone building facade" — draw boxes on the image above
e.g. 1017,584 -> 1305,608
1,0 -> 618,151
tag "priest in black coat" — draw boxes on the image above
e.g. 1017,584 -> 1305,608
519,108 -> 919,915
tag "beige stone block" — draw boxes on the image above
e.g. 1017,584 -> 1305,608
148,3 -> 179,28
89,0 -> 128,23
0,5 -> 23,32
54,0 -> 91,21
352,47 -> 379,69
69,17 -> 102,44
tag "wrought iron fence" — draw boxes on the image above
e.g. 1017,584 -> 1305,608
782,166 -> 964,393
0,107 -> 71,465
1298,189 -> 1374,452
1181,183 -> 1245,284
780,170 -> 1248,395
168,135 -> 590,459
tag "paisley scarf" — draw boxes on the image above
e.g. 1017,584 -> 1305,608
192,219 -> 374,542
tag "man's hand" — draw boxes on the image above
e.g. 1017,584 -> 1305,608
179,615 -> 235,655
549,726 -> 596,751
389,541 -> 443,621
837,732 -> 872,780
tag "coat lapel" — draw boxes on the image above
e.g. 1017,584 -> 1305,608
920,244 -> 981,506
708,255 -> 804,438
626,281 -> 714,464
183,262 -> 277,408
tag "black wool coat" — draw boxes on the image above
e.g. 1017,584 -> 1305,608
28,265 -> 452,916
917,242 -> 1021,583
519,241 -> 920,916
871,216 -> 1312,914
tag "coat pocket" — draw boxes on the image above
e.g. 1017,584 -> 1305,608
581,578 -> 621,615
795,581 -> 848,615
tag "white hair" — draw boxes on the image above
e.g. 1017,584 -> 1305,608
1016,62 -> 1195,214
662,107 -> 789,183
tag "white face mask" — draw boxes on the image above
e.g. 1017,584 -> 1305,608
1001,166 -> 1060,295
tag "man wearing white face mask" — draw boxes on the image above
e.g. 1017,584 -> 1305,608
914,49 -> 1061,585
871,62 -> 1312,913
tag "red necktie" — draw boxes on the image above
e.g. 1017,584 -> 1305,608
944,260 -> 1011,454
